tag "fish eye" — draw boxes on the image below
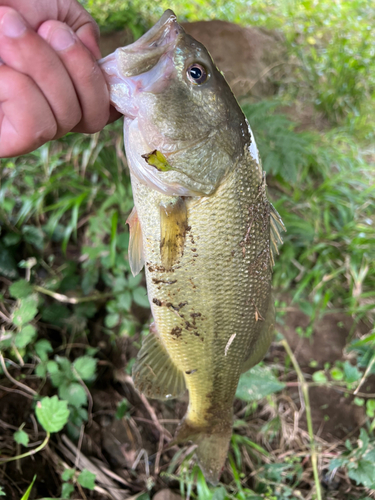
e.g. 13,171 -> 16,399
187,63 -> 208,85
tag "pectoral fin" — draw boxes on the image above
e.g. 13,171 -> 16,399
160,197 -> 188,269
132,323 -> 186,400
126,207 -> 144,277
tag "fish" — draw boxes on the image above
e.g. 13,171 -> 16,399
99,10 -> 285,484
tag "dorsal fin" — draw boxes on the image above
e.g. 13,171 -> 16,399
126,207 -> 144,276
132,323 -> 186,400
269,203 -> 286,267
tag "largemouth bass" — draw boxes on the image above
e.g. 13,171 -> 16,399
100,10 -> 284,484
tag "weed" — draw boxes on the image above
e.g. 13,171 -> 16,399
329,428 -> 375,489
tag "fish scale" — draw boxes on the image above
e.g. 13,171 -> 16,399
99,9 -> 284,484
132,149 -> 271,420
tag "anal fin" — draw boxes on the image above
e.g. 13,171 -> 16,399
126,207 -> 144,277
132,323 -> 186,400
160,197 -> 188,269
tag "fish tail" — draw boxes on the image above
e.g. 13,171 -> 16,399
173,417 -> 232,485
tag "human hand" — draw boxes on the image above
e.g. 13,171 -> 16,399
0,0 -> 120,158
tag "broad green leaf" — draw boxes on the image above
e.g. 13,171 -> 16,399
236,365 -> 285,402
59,383 -> 87,408
312,370 -> 328,383
12,295 -> 38,327
81,265 -> 99,295
132,286 -> 150,308
35,363 -> 47,378
69,406 -> 88,427
22,225 -> 44,250
14,429 -> 29,446
73,356 -> 97,381
119,318 -> 136,337
36,396 -> 70,433
75,302 -> 97,319
343,360 -> 361,383
48,361 -> 66,388
41,303 -> 70,326
212,486 -> 227,500
2,233 -> 21,247
55,355 -> 73,375
358,428 -> 369,453
15,324 -> 37,348
61,468 -> 75,481
330,367 -> 344,381
127,273 -> 142,289
46,360 -> 59,374
77,469 -> 96,490
35,339 -> 53,362
0,486 -> 6,496
354,397 -> 365,406
105,313 -> 119,328
348,460 -> 375,488
117,291 -> 132,311
20,475 -> 36,500
9,279 -> 33,299
113,275 -> 128,292
61,482 -> 75,499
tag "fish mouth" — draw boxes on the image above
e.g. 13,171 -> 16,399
129,9 -> 181,56
99,10 -> 182,82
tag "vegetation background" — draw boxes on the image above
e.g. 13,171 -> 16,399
0,0 -> 374,499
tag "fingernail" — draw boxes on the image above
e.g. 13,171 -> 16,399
1,10 -> 27,38
50,26 -> 75,51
